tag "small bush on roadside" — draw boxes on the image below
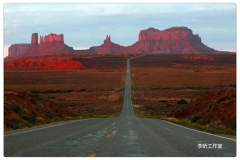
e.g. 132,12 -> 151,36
226,120 -> 236,130
198,119 -> 211,125
36,117 -> 44,122
21,114 -> 37,124
46,112 -> 55,119
190,115 -> 201,123
6,118 -> 22,129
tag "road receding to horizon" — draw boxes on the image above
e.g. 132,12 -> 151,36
4,56 -> 236,157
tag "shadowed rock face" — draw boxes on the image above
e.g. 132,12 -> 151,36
8,44 -> 31,57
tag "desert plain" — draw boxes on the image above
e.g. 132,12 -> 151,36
4,53 -> 236,135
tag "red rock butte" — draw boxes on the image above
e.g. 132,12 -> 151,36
5,26 -> 235,61
125,27 -> 217,54
31,33 -> 38,47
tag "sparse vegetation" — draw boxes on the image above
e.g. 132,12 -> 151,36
17,93 -> 25,99
46,112 -> 56,119
134,107 -> 235,136
4,55 -> 127,131
190,115 -> 201,123
131,54 -> 236,136
226,120 -> 236,130
21,114 -> 37,124
9,103 -> 22,114
6,118 -> 22,129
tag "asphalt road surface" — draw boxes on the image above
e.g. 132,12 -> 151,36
4,56 -> 236,157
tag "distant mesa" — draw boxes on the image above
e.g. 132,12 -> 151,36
5,32 -> 74,61
8,44 -> 31,57
25,33 -> 74,56
5,26 -> 235,62
89,35 -> 125,54
125,27 -> 215,54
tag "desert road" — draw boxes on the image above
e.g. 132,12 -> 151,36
4,57 -> 236,157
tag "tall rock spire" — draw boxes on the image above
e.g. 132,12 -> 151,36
31,33 -> 38,47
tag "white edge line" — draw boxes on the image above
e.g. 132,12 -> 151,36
162,119 -> 236,142
128,54 -> 236,142
4,118 -> 92,137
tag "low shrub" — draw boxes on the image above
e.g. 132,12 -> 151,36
21,114 -> 37,124
226,120 -> 236,130
10,103 -> 22,114
190,115 -> 201,123
46,112 -> 55,119
159,100 -> 168,103
17,93 -> 25,99
198,119 -> 211,125
176,99 -> 188,104
6,118 -> 22,129
29,93 -> 40,99
36,117 -> 44,122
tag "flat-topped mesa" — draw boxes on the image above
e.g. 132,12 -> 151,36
9,32 -> 74,58
138,27 -> 201,42
8,44 -> 31,57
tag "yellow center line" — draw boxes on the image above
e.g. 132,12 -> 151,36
87,153 -> 96,157
105,134 -> 112,138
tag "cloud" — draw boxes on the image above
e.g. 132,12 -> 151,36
3,3 -> 236,51
185,3 -> 236,12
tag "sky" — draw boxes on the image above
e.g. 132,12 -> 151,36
3,2 -> 237,57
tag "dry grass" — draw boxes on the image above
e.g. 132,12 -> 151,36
131,54 -> 236,135
4,64 -> 126,130
131,67 -> 236,89
4,70 -> 125,91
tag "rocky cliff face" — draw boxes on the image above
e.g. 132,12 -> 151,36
138,27 -> 201,41
31,33 -> 38,47
19,33 -> 74,57
125,27 -> 215,54
5,33 -> 74,61
39,33 -> 64,48
8,44 -> 31,57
